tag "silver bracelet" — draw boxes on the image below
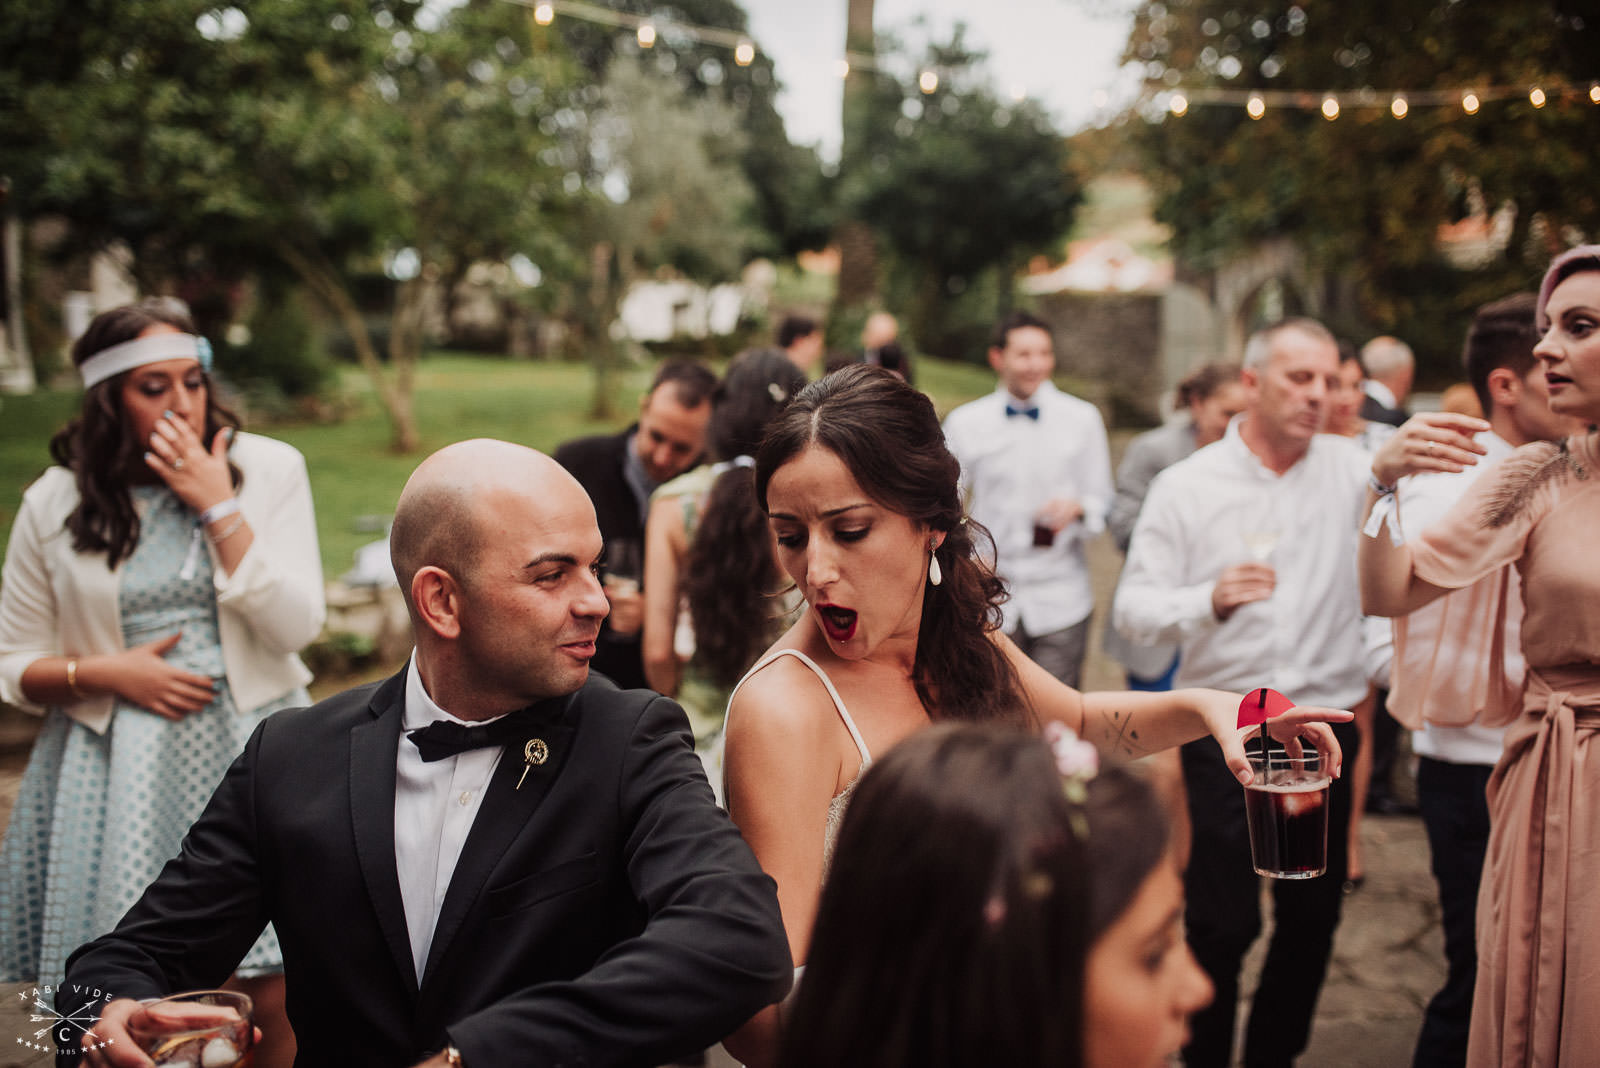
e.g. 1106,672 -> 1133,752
208,515 -> 247,544
199,497 -> 241,525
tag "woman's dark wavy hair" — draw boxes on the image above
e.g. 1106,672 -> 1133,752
1173,361 -> 1242,412
755,364 -> 1024,724
685,350 -> 808,687
780,723 -> 1170,1068
49,299 -> 242,568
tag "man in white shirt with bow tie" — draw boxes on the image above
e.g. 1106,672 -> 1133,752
942,311 -> 1113,688
61,439 -> 790,1068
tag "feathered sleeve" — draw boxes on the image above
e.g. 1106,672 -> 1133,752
1411,439 -> 1583,589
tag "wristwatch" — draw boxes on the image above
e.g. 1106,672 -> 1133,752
444,1046 -> 463,1068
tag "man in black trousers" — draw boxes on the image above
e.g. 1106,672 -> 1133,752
61,439 -> 790,1068
555,361 -> 715,690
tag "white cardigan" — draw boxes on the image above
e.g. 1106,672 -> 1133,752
0,432 -> 325,734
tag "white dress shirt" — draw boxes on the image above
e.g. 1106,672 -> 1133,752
1389,431 -> 1516,767
1363,379 -> 1399,411
943,382 -> 1113,635
394,654 -> 507,980
1113,420 -> 1370,708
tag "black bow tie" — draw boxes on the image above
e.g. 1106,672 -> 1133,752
1005,404 -> 1040,421
407,701 -> 559,763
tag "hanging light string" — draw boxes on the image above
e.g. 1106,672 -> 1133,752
1160,80 -> 1600,119
506,0 -> 952,89
509,0 -> 758,60
507,0 -> 1595,113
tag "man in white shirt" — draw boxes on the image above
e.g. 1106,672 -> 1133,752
61,440 -> 790,1067
1364,293 -> 1582,1068
943,311 -> 1113,687
1114,318 -> 1367,1068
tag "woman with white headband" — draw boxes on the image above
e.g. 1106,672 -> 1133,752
0,299 -> 323,1065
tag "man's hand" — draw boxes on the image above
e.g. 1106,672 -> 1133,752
81,998 -> 151,1067
1211,562 -> 1275,621
1371,412 -> 1489,488
1036,497 -> 1085,534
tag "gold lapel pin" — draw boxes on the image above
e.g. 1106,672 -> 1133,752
516,738 -> 549,790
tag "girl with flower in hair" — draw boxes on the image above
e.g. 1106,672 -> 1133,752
781,722 -> 1213,1068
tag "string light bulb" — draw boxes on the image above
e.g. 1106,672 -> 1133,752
1390,95 -> 1408,118
919,70 -> 939,94
835,58 -> 850,78
734,39 -> 755,66
1462,92 -> 1480,114
1529,86 -> 1546,108
533,2 -> 553,25
1247,94 -> 1265,119
636,21 -> 656,48
1170,92 -> 1189,116
1321,95 -> 1340,120
1591,83 -> 1600,104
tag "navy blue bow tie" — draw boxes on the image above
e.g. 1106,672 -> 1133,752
1005,404 -> 1040,421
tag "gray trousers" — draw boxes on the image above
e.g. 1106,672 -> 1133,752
1010,614 -> 1091,690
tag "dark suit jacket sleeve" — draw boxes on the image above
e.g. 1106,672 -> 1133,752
57,724 -> 272,1039
446,695 -> 791,1066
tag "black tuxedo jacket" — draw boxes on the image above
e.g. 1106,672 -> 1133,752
554,428 -> 650,689
1359,393 -> 1408,428
60,672 -> 789,1067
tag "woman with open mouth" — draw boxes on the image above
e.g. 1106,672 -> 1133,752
720,364 -> 1352,1066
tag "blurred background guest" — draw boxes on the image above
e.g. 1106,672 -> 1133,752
642,349 -> 806,787
1359,335 -> 1416,428
1105,361 -> 1246,691
0,298 -> 324,1067
555,360 -> 715,690
775,315 -> 825,376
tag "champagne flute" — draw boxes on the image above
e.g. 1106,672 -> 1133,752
1243,523 -> 1281,562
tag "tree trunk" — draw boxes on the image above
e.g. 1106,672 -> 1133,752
275,240 -> 420,452
831,0 -> 879,335
587,240 -> 622,420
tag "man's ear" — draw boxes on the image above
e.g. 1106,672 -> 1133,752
411,566 -> 464,640
1485,367 -> 1518,410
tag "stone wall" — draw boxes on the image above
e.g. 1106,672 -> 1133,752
1033,290 -> 1167,427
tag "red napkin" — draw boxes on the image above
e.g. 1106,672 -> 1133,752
1237,687 -> 1294,730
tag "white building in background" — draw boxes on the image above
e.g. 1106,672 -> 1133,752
615,279 -> 750,342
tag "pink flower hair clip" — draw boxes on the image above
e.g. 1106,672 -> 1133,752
1043,721 -> 1098,838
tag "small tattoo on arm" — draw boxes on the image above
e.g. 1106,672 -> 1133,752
1101,707 -> 1148,758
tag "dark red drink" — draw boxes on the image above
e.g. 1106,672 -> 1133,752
1244,778 -> 1329,879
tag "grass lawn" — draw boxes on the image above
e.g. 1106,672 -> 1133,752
2,352 -> 1005,578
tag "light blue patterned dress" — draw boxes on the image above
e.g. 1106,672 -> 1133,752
0,486 -> 307,982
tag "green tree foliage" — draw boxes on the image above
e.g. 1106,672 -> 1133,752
551,0 -> 830,259
1,0 -> 578,450
545,56 -> 759,414
839,31 -> 1084,358
1123,1 -> 1600,370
